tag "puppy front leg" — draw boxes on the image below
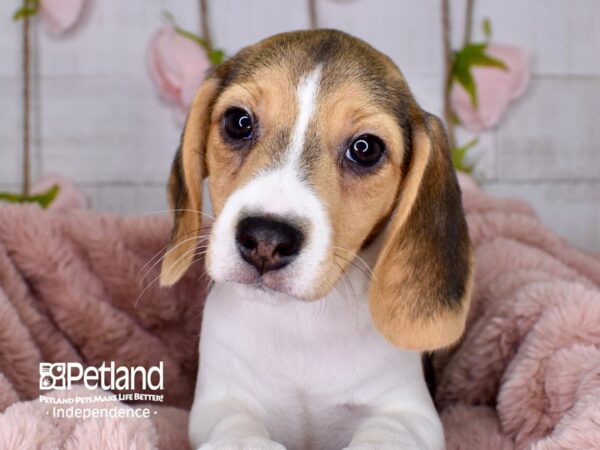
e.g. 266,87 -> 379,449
344,411 -> 445,450
190,398 -> 285,450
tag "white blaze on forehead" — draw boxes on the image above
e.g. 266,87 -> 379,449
286,65 -> 323,167
207,65 -> 332,298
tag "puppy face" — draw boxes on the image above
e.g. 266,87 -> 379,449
160,30 -> 473,351
206,56 -> 407,300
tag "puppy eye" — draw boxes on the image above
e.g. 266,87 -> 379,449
223,107 -> 253,141
345,134 -> 385,167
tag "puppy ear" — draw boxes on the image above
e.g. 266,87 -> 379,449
369,113 -> 474,351
160,78 -> 219,286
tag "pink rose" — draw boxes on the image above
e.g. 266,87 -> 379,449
451,45 -> 530,132
148,26 -> 211,117
40,0 -> 85,35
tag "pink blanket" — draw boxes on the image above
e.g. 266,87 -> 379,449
0,177 -> 599,449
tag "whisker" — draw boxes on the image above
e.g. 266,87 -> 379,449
138,235 -> 210,282
332,260 -> 361,327
140,208 -> 216,221
137,235 -> 210,282
334,260 -> 356,299
136,223 -> 213,281
333,246 -> 375,279
198,270 -> 214,286
318,259 -> 361,318
135,245 -> 209,308
333,252 -> 372,285
333,246 -> 386,307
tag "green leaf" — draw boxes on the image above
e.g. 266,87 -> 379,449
453,60 -> 478,107
450,110 -> 462,126
162,10 -> 177,26
451,139 -> 478,174
482,18 -> 492,41
173,26 -> 226,65
0,192 -> 23,203
13,6 -> 36,20
163,10 -> 226,65
12,0 -> 39,21
163,10 -> 207,47
452,43 -> 508,107
174,26 -> 209,48
0,185 -> 60,209
208,49 -> 225,65
29,185 -> 60,208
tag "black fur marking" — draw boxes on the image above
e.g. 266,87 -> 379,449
422,353 -> 437,402
168,144 -> 188,238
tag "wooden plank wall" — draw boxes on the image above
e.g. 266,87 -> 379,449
1,0 -> 598,251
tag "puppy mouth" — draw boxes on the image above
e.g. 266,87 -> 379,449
247,280 -> 291,298
209,254 -> 330,301
221,266 -> 301,298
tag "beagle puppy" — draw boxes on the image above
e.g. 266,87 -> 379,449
160,30 -> 473,450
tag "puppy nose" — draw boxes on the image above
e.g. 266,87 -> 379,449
235,216 -> 304,274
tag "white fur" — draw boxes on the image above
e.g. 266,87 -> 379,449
286,65 -> 322,166
208,168 -> 331,299
191,238 -> 444,450
194,68 -> 445,449
207,66 -> 331,299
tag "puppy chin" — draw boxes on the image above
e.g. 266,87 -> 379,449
207,257 -> 325,302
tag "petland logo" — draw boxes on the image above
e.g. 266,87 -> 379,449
39,362 -> 164,391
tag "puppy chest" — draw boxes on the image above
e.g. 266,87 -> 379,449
264,392 -> 368,450
202,329 -> 376,449
201,289 -> 403,448
200,284 -> 427,445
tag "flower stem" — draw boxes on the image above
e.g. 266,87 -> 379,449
441,0 -> 456,150
22,5 -> 31,196
308,0 -> 318,29
199,0 -> 213,51
463,0 -> 475,47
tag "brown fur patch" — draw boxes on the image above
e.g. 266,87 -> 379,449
369,116 -> 473,350
160,79 -> 219,286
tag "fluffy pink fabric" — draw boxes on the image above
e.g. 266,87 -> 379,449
0,387 -> 189,449
0,201 -> 208,448
0,176 -> 599,448
437,175 -> 600,450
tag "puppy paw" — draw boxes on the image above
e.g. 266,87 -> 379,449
198,437 -> 286,450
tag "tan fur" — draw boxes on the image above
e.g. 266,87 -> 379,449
307,81 -> 404,297
159,79 -> 218,286
206,68 -> 298,216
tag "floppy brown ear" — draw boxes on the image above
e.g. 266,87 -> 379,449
159,78 -> 219,286
369,113 -> 474,351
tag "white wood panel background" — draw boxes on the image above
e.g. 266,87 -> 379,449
0,0 -> 598,251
